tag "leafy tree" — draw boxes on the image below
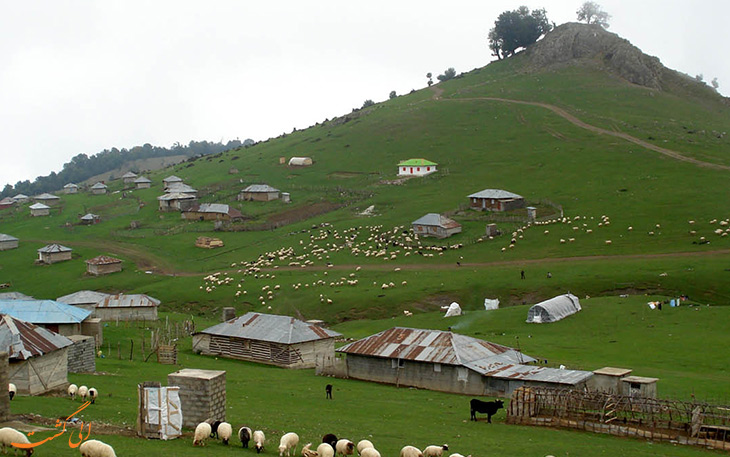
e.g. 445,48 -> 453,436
437,68 -> 457,82
712,77 -> 720,90
389,90 -> 397,99
362,99 -> 375,109
426,72 -> 433,86
488,6 -> 552,60
696,74 -> 704,82
576,1 -> 611,28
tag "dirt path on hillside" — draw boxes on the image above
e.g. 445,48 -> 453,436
428,87 -> 730,171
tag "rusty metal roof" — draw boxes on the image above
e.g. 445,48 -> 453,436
0,300 -> 91,324
0,314 -> 73,360
97,294 -> 160,308
465,356 -> 593,385
197,312 -> 341,344
337,327 -> 535,365
85,255 -> 122,265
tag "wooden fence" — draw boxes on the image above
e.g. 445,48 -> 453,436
99,318 -> 194,364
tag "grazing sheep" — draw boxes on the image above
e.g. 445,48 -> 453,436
322,434 -> 338,451
423,445 -> 448,457
302,443 -> 318,457
78,385 -> 89,402
279,432 -> 300,457
218,422 -> 233,445
205,419 -> 222,438
8,383 -> 16,401
356,440 -> 374,455
448,454 -> 467,457
604,240 -> 612,245
0,427 -> 33,456
88,387 -> 98,404
68,383 -> 78,400
360,449 -> 380,457
239,426 -> 252,448
336,439 -> 354,457
399,445 -> 423,457
79,439 -> 116,457
317,443 -> 335,457
253,430 -> 266,453
193,422 -> 212,446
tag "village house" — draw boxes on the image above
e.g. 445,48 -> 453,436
63,183 -> 79,194
90,182 -> 108,195
467,189 -> 526,212
122,171 -> 138,184
193,312 -> 341,369
0,299 -> 95,339
134,176 -> 152,189
57,290 -> 110,313
411,213 -> 462,239
157,192 -> 197,212
0,234 -> 19,251
0,197 -> 16,210
336,327 -> 592,397
80,213 -> 101,225
288,156 -> 313,166
0,313 -> 73,395
398,158 -> 438,176
165,182 -> 198,196
162,175 -> 183,188
12,194 -> 30,204
238,184 -> 280,202
86,255 -> 123,276
29,203 -> 50,217
94,293 -> 160,321
37,243 -> 72,264
182,203 -> 243,221
34,193 -> 61,206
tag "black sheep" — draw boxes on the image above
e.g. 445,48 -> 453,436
239,426 -> 252,448
322,433 -> 338,451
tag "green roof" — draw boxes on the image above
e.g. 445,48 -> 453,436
398,158 -> 437,166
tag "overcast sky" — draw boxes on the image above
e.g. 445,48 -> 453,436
1,1 -> 728,188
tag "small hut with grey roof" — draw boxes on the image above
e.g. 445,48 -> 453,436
468,189 -> 525,212
157,192 -> 197,212
90,182 -> 108,195
37,244 -> 72,264
34,193 -> 61,206
411,213 -> 462,239
182,203 -> 243,221
122,171 -> 138,184
134,176 -> 152,189
337,327 -> 592,396
94,293 -> 159,321
193,312 -> 341,369
0,313 -> 73,395
238,184 -> 280,202
12,194 -> 30,204
0,234 -> 19,251
80,213 -> 101,225
63,183 -> 79,194
29,202 -> 50,217
162,175 -> 183,188
85,255 -> 122,276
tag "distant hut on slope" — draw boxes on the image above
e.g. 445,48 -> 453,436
122,171 -> 138,184
0,234 -> 19,251
37,244 -> 72,264
411,213 -> 462,239
85,255 -> 122,276
238,184 -> 280,202
134,176 -> 152,189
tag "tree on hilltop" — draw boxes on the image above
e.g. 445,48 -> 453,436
488,6 -> 552,60
437,67 -> 456,82
577,1 -> 611,28
426,72 -> 433,86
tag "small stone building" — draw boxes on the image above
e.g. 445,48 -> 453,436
467,189 -> 525,212
34,193 -> 61,206
38,243 -> 73,264
86,255 -> 123,275
238,184 -> 280,202
63,183 -> 79,194
29,203 -> 50,217
411,213 -> 462,239
13,194 -> 30,204
0,197 -> 15,210
167,368 -> 226,428
157,192 -> 197,212
66,334 -> 96,373
398,158 -> 438,176
165,183 -> 197,196
163,175 -> 183,187
134,176 -> 152,189
193,312 -> 341,369
122,171 -> 138,184
182,203 -> 243,221
90,182 -> 108,195
94,293 -> 159,321
0,234 -> 19,251
0,313 -> 73,395
80,213 -> 101,225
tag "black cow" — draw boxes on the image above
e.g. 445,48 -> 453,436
470,399 -> 504,423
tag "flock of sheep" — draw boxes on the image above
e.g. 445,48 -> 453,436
192,421 -> 470,457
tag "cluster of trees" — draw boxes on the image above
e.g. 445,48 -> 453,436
1,139 -> 253,198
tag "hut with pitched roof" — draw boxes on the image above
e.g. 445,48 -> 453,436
29,203 -> 50,217
411,213 -> 462,239
37,244 -> 72,264
85,255 -> 122,276
467,189 -> 525,212
238,184 -> 280,202
0,234 -> 19,251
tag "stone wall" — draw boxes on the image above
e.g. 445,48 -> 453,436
0,352 -> 9,421
167,368 -> 226,428
67,335 -> 96,373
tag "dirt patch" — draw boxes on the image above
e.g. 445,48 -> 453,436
266,201 -> 344,226
11,414 -> 139,437
328,171 -> 368,179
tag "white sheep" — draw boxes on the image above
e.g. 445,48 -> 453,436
302,443 -> 318,457
8,383 -> 16,401
79,439 -> 116,457
193,422 -> 212,446
279,432 -> 300,457
423,445 -> 449,457
399,445 -> 423,457
360,448 -> 381,457
68,383 -> 78,400
218,422 -> 233,445
0,427 -> 32,457
604,240 -> 612,245
88,387 -> 98,404
317,443 -> 335,457
78,385 -> 89,402
253,430 -> 266,453
356,440 -> 374,455
336,439 -> 355,457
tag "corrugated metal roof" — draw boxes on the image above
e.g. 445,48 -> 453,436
134,176 -> 152,183
467,189 -> 523,200
0,234 -> 18,242
242,184 -> 280,193
29,203 -> 50,210
0,314 -> 73,360
0,197 -> 15,205
80,213 -> 99,220
411,213 -> 461,229
86,255 -> 122,265
337,327 -> 535,365
398,158 -> 437,166
197,312 -> 341,344
0,300 -> 91,324
63,183 -> 78,188
0,292 -> 34,301
56,290 -> 110,305
165,183 -> 197,193
465,357 -> 593,385
122,172 -> 138,178
13,194 -> 29,199
90,182 -> 107,189
157,192 -> 197,201
97,294 -> 160,308
38,243 -> 72,253
35,193 -> 60,200
163,175 -> 183,182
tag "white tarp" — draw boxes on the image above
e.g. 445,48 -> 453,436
145,386 -> 182,440
444,302 -> 462,317
484,298 -> 499,311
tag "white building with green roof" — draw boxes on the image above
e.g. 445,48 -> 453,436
397,158 -> 437,177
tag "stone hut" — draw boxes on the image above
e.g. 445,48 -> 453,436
134,176 -> 152,189
167,368 -> 226,428
56,290 -> 110,313
0,234 -> 19,251
90,182 -> 108,195
86,255 -> 122,276
63,183 -> 79,194
157,192 -> 197,212
34,193 -> 61,206
182,203 -> 243,221
411,213 -> 462,239
162,175 -> 183,188
238,184 -> 280,202
29,203 -> 50,217
467,189 -> 525,212
94,293 -> 159,321
122,171 -> 138,184
80,213 -> 101,225
12,194 -> 30,204
38,243 -> 73,264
